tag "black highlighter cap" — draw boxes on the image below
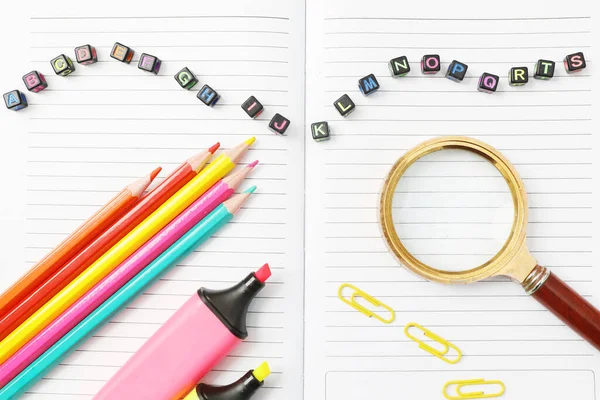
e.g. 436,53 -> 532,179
197,370 -> 264,400
198,272 -> 265,339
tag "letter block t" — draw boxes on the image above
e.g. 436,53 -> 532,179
534,59 -> 555,80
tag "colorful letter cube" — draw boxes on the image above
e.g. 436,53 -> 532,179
197,84 -> 220,107
421,54 -> 441,74
269,113 -> 290,135
389,56 -> 410,77
241,96 -> 264,119
51,54 -> 75,76
311,121 -> 330,142
174,67 -> 198,90
3,90 -> 28,111
564,52 -> 586,73
478,73 -> 499,93
534,59 -> 555,80
138,53 -> 162,74
111,42 -> 134,63
358,74 -> 380,96
445,60 -> 468,82
334,94 -> 355,117
74,44 -> 98,65
509,67 -> 529,86
22,71 -> 48,93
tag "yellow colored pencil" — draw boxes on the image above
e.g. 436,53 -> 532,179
0,138 -> 255,364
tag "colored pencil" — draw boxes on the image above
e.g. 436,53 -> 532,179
0,188 -> 256,399
0,144 -> 219,342
0,161 -> 257,386
0,138 -> 253,364
0,169 -> 160,323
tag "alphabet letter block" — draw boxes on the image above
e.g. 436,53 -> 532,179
197,84 -> 220,107
138,53 -> 162,74
509,67 -> 529,86
445,60 -> 468,82
74,45 -> 98,65
269,113 -> 290,135
389,56 -> 410,77
564,52 -> 586,73
478,73 -> 499,93
534,59 -> 555,80
111,42 -> 134,64
333,94 -> 355,117
22,71 -> 48,93
421,54 -> 441,74
241,96 -> 264,119
3,90 -> 28,111
51,54 -> 75,76
311,121 -> 330,142
174,67 -> 198,89
358,74 -> 380,96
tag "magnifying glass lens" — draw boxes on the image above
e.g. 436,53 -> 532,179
392,148 -> 514,272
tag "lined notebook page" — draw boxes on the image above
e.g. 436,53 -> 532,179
1,0 -> 305,398
304,1 -> 600,399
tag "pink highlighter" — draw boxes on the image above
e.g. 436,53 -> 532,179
95,264 -> 272,400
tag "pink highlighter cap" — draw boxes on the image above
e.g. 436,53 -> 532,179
254,263 -> 271,283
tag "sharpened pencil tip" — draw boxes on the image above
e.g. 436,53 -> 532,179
150,167 -> 162,181
247,160 -> 259,168
244,137 -> 256,146
244,185 -> 257,194
209,142 -> 220,154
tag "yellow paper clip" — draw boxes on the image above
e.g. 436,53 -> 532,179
404,322 -> 462,364
337,283 -> 395,324
443,379 -> 506,399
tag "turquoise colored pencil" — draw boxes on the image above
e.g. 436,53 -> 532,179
0,187 -> 256,399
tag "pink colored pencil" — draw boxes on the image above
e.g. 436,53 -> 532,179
0,161 -> 258,386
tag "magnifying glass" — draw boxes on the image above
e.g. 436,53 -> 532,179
380,136 -> 600,350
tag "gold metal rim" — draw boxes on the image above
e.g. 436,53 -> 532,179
379,136 -> 529,284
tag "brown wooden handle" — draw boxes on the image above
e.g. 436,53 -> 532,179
529,268 -> 600,351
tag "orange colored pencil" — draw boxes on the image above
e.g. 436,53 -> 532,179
0,144 -> 219,341
0,169 -> 161,324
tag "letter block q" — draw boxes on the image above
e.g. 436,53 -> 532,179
509,67 -> 529,86
74,44 -> 98,65
334,94 -> 355,117
269,113 -> 290,135
174,67 -> 198,90
421,54 -> 441,74
564,52 -> 586,73
311,121 -> 330,142
358,74 -> 380,96
51,54 -> 76,76
22,71 -> 48,93
478,73 -> 499,93
445,60 -> 468,82
534,59 -> 555,80
111,42 -> 135,64
4,90 -> 28,111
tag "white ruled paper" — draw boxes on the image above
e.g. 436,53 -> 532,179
0,0 -> 305,399
304,0 -> 600,399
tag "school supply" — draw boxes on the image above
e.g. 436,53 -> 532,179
95,235 -> 268,399
0,168 -> 159,336
0,138 -> 253,364
0,161 -> 256,386
183,362 -> 271,400
337,283 -> 395,324
443,379 -> 506,400
0,145 -> 218,342
404,323 -> 462,365
0,189 -> 257,399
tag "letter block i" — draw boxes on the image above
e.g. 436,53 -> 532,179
241,96 -> 264,119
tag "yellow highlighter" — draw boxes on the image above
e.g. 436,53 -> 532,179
0,138 -> 255,363
183,362 -> 270,400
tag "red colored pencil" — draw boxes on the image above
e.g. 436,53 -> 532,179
0,144 -> 219,341
0,169 -> 160,323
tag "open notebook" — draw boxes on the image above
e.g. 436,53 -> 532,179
0,0 -> 598,398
